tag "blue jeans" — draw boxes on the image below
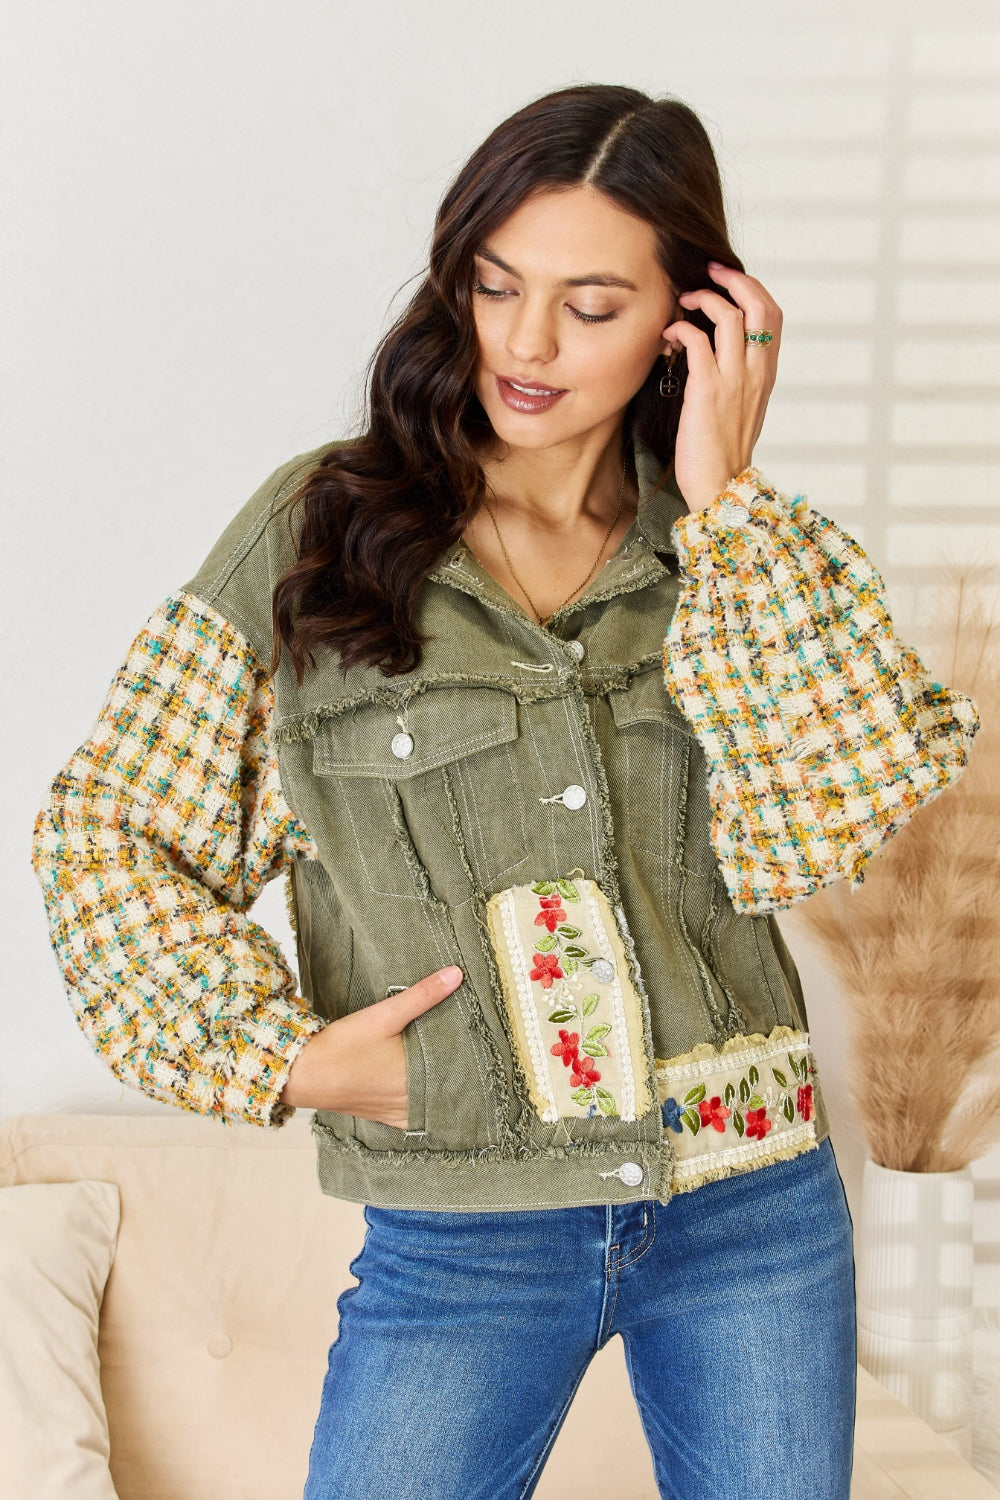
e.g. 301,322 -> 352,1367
303,1137 -> 857,1499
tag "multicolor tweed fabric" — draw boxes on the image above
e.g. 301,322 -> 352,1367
31,592 -> 326,1128
662,469 -> 981,915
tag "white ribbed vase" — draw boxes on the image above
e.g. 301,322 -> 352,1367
856,1158 -> 974,1457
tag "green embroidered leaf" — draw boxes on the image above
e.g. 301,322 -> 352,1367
563,946 -> 588,959
534,933 -> 557,953
788,1052 -> 804,1081
596,1087 -> 618,1116
563,958 -> 579,977
586,1023 -> 612,1042
733,1110 -> 745,1137
772,1068 -> 788,1087
547,1008 -> 576,1024
682,1108 -> 701,1135
748,1094 -> 764,1111
724,1082 -> 736,1106
556,879 -> 581,902
557,924 -> 581,939
749,1064 -> 760,1086
739,1077 -> 751,1104
582,1042 -> 608,1057
783,1094 -> 795,1123
583,994 -> 600,1016
532,882 -> 555,896
571,1086 -> 592,1105
684,1083 -> 707,1106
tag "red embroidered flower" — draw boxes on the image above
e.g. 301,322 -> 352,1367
797,1084 -> 813,1122
698,1096 -> 732,1133
550,1030 -> 580,1067
530,952 -> 564,988
534,896 -> 567,933
744,1107 -> 771,1141
570,1055 -> 601,1088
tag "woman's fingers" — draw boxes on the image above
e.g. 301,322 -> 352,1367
676,287 -> 749,370
661,316 -> 718,380
377,965 -> 464,1036
706,262 -> 783,347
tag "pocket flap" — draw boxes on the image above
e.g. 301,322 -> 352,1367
313,686 -> 519,780
609,667 -> 691,732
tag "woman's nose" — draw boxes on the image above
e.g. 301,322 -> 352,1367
505,298 -> 558,365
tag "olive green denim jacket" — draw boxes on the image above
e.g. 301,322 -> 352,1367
34,440 -> 835,1211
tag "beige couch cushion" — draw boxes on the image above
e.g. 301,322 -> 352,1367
0,1112 -> 657,1500
0,1179 -> 121,1500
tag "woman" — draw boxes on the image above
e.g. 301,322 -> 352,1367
34,84 -> 861,1497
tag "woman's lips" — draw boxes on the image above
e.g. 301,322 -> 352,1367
495,375 -> 567,414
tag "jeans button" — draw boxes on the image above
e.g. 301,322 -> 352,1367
618,1162 -> 644,1187
562,784 -> 587,810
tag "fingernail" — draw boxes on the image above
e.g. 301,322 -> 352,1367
439,965 -> 463,984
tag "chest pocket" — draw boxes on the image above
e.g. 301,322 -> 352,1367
608,666 -> 719,880
312,686 -> 529,903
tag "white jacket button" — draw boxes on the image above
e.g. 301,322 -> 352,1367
562,784 -> 587,810
565,638 -> 586,661
618,1162 -> 644,1187
391,732 -> 414,759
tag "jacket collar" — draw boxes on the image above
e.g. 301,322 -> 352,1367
429,435 -> 688,617
631,438 -> 687,557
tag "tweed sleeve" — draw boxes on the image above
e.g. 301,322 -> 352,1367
31,591 -> 328,1128
661,468 -> 980,913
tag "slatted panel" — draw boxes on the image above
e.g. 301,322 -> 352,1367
724,18 -> 999,1483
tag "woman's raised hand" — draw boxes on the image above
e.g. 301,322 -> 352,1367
278,965 -> 464,1127
663,262 -> 782,514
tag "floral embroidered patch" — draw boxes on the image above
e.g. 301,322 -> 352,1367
485,877 -> 653,1125
655,1026 -> 819,1191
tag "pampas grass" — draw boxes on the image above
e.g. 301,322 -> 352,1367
786,569 -> 1000,1172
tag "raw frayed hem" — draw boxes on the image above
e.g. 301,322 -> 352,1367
669,1131 -> 820,1194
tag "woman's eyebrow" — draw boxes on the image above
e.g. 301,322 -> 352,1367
475,246 -> 639,292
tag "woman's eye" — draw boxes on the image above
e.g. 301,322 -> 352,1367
472,281 -> 617,325
569,306 -> 618,325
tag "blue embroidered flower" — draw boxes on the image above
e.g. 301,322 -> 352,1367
660,1097 -> 684,1133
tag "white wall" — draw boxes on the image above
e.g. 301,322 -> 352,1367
2,0 -> 998,1462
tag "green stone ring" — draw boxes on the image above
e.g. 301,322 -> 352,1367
744,329 -> 774,346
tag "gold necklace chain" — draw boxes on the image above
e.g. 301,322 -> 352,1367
478,455 -> 627,627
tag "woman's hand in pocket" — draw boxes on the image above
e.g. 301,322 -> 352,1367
278,965 -> 464,1126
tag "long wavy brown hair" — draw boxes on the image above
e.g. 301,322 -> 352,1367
272,83 -> 744,681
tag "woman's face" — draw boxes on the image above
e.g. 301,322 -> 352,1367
470,184 -> 678,455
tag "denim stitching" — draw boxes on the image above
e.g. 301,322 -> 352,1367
595,1204 -> 618,1347
621,1336 -> 681,1499
615,1200 -> 657,1271
556,689 -> 603,860
517,1357 -> 594,1500
335,778 -> 428,903
673,739 -> 727,1041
